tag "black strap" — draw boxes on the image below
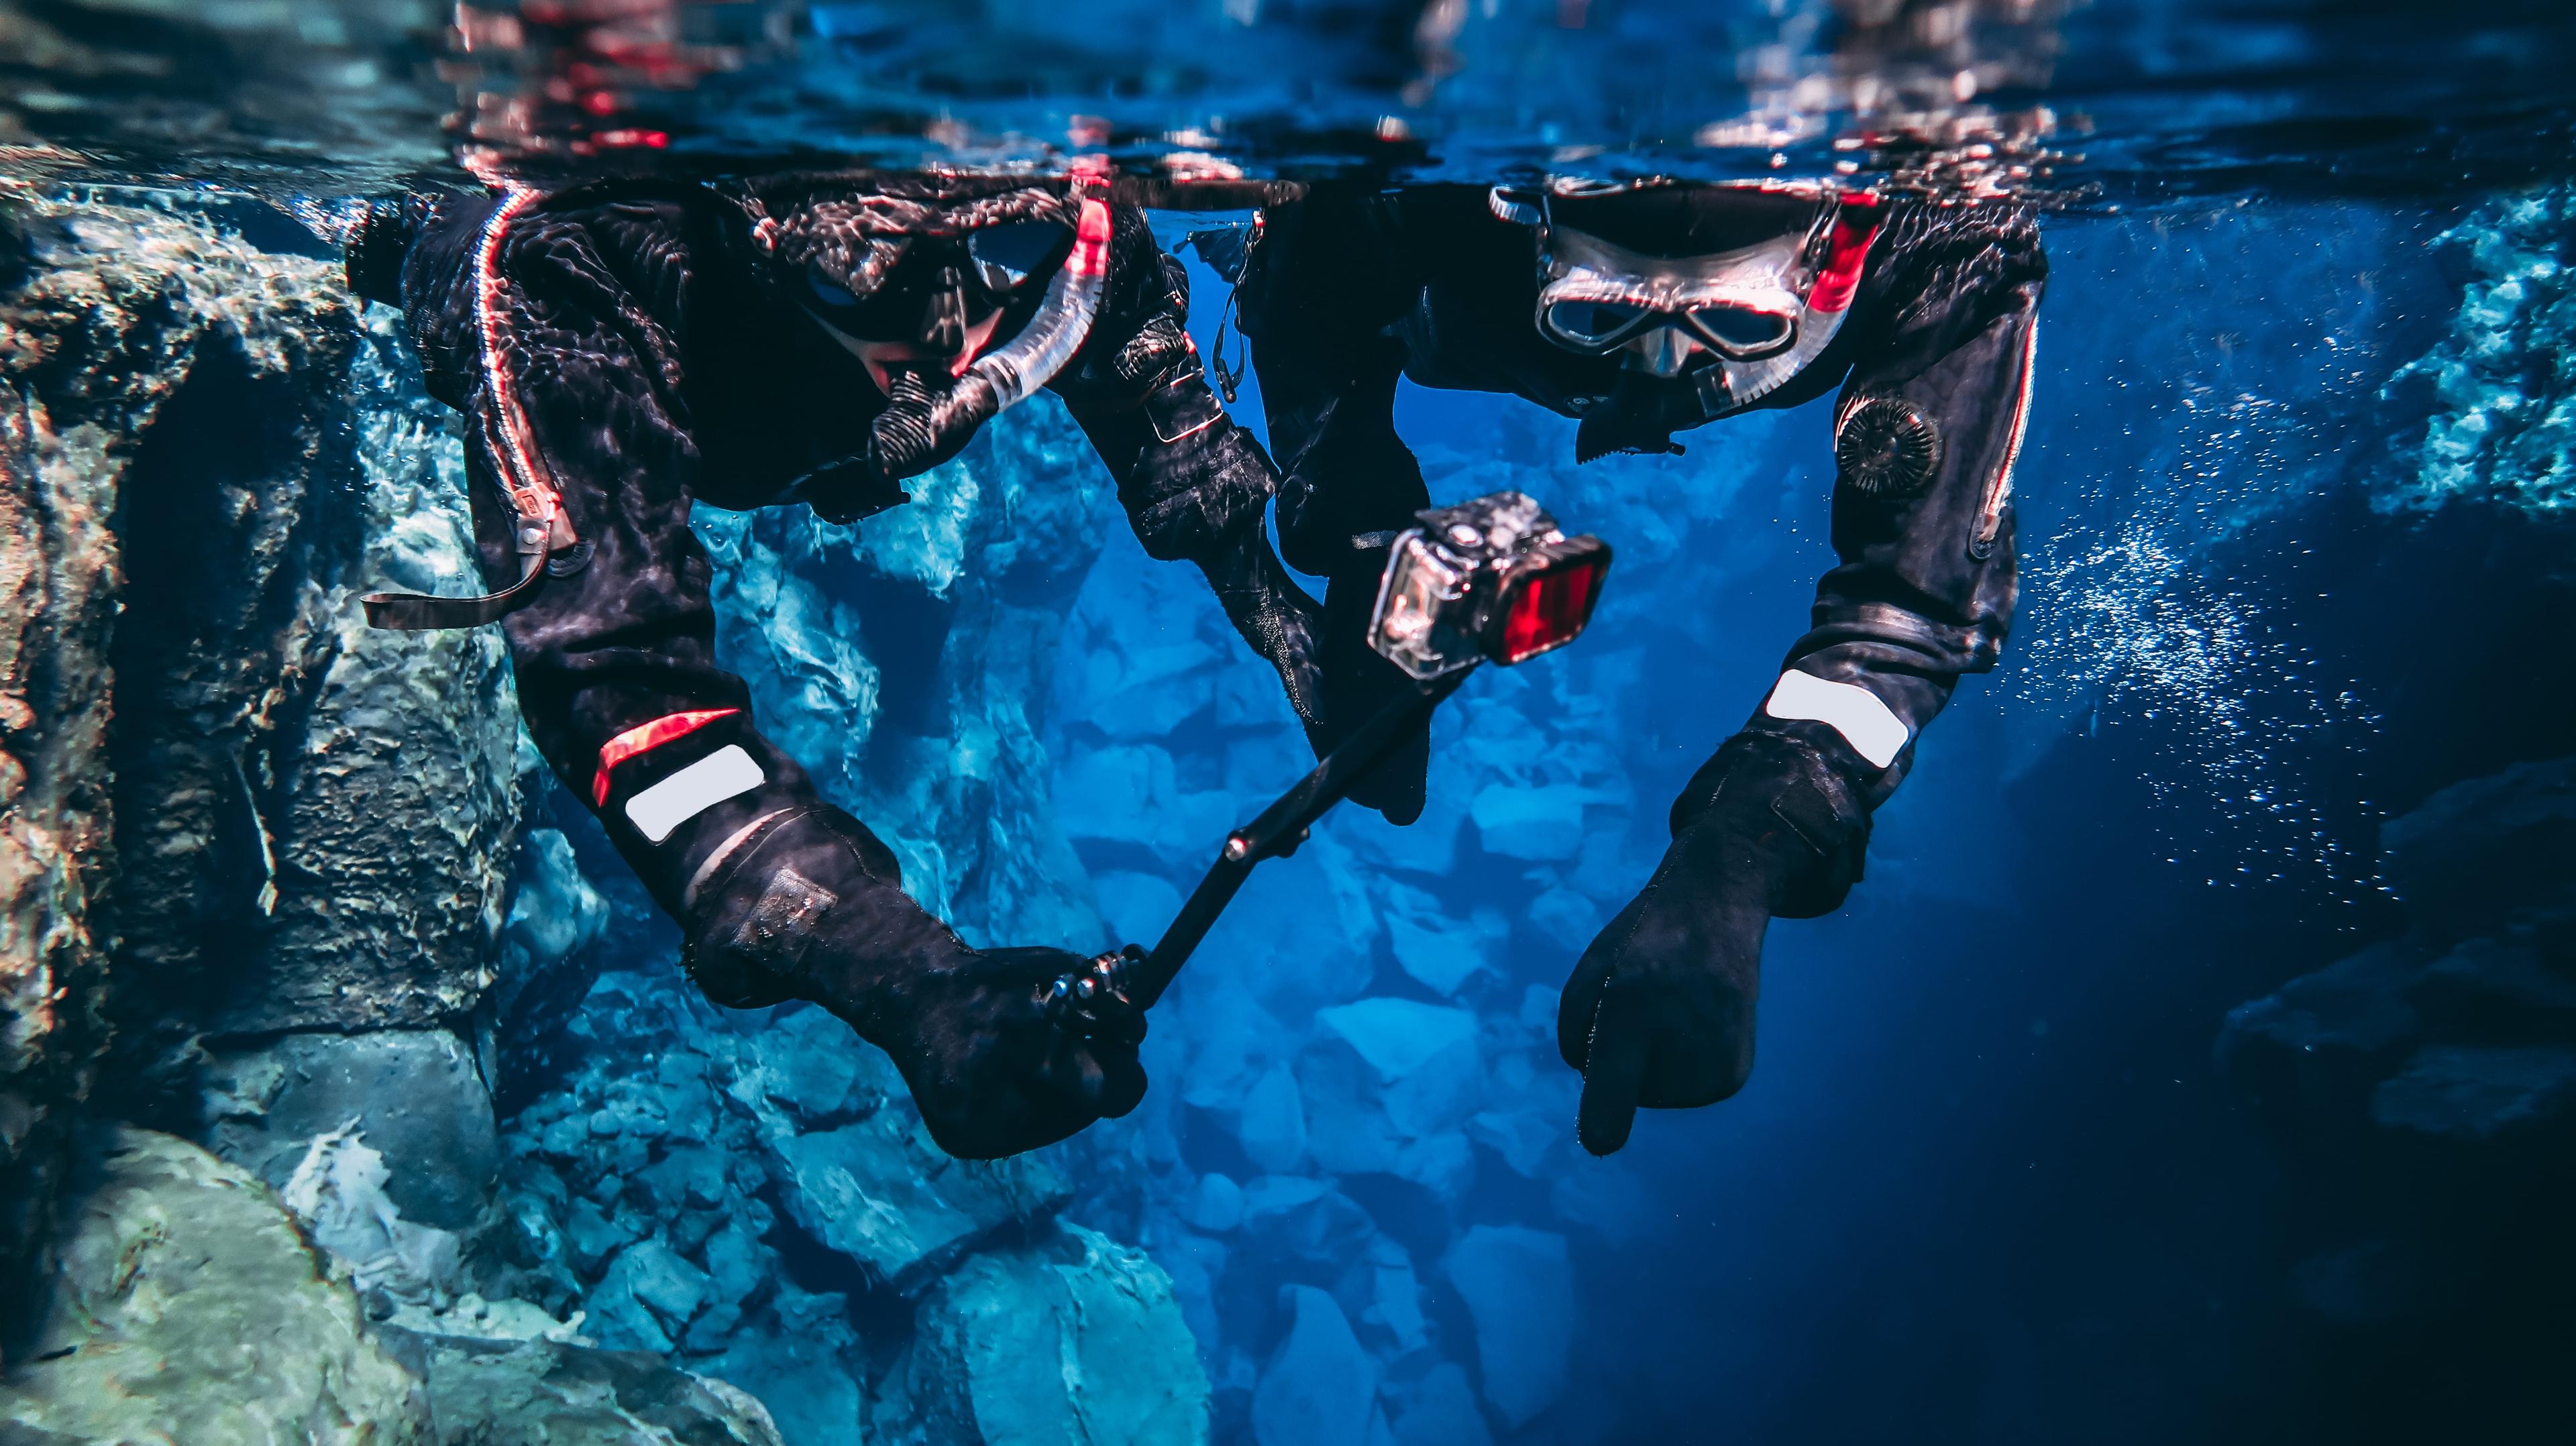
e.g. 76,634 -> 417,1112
362,548 -> 545,630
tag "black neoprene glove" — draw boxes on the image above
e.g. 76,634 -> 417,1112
680,798 -> 1146,1160
1556,731 -> 1869,1154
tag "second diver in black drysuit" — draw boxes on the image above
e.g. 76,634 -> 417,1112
347,167 -> 1338,1160
1226,178 -> 2046,1153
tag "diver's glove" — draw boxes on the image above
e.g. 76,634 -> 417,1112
1556,730 -> 1869,1154
682,803 -> 1146,1160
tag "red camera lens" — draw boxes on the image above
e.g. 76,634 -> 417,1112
1497,551 -> 1607,664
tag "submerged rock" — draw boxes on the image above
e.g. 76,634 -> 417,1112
0,1126 -> 427,1443
0,190 -> 516,1352
2222,751 -> 2576,1344
202,1027 -> 500,1233
1442,1225 -> 1576,1429
877,1222 -> 1210,1446
1299,998 -> 1483,1197
384,1329 -> 788,1446
1250,1286 -> 1376,1446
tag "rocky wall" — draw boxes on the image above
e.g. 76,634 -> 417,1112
1,192 -> 1209,1446
0,189 -> 515,1336
2211,184 -> 2576,1436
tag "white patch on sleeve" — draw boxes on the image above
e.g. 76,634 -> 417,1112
1762,670 -> 1911,769
625,744 -> 765,844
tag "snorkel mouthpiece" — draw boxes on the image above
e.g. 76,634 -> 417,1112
864,169 -> 1112,484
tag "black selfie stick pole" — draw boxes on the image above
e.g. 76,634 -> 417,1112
1044,667 -> 1471,1035
1132,667 -> 1470,1008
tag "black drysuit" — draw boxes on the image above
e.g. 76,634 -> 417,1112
350,172 -> 1326,1160
1232,183 -> 2046,1151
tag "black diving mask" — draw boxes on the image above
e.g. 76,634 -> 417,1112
803,217 -> 1075,347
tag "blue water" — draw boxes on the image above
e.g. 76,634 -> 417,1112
4,2 -> 2573,1443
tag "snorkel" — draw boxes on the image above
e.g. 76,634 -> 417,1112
864,166 -> 1114,480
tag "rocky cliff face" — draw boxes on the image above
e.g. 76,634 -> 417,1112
0,188 -> 517,1329
2216,756 -> 2576,1418
0,193 -> 1206,1445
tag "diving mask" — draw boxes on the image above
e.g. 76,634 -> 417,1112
1493,180 -> 1882,412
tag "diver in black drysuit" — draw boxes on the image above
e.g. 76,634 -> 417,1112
346,170 -> 1334,1161
1228,180 -> 2046,1154
348,169 -> 2040,1165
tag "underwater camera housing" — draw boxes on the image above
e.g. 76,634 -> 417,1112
1368,492 -> 1612,679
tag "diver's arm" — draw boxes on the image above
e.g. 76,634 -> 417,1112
357,190 -> 1142,1159
1052,211 -> 1328,730
1739,203 -> 2047,824
1557,204 -> 2047,1153
1226,190 -> 1443,821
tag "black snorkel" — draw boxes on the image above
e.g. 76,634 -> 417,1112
1044,491 -> 1613,1040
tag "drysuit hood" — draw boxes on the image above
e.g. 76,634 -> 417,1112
1493,178 -> 1884,456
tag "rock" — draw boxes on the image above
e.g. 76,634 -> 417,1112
1328,793 -> 1467,879
2386,187 -> 2576,513
381,1329 -> 788,1446
1468,783 -> 1598,861
1549,1161 -> 1655,1247
592,1240 -> 713,1346
490,824 -> 611,1105
202,1027 -> 500,1231
697,1294 -> 867,1446
0,323 -> 116,1324
1057,743 -> 1236,869
1525,885 -> 1603,952
2379,756 -> 2576,938
2216,941 -> 2426,1119
1299,999 -> 1483,1196
1442,1225 -> 1576,1429
2368,1045 -> 2576,1141
2411,936 -> 2576,1039
1173,989 -> 1293,1117
1385,1362 -> 1494,1446
759,1076 -> 1072,1294
750,1004 -> 879,1127
1380,881 -> 1505,997
1095,869 -> 1185,947
1238,1064 -> 1311,1175
1182,1171 -> 1247,1233
1336,1236 -> 1430,1357
0,1127 -> 427,1443
1195,838 -> 1383,1016
881,1222 -> 1210,1446
1466,1047 -> 1578,1178
1251,1286 -> 1377,1446
278,1123 -> 464,1307
0,197 -> 518,1310
1236,1176 -> 1377,1271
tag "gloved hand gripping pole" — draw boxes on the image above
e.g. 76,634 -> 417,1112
1046,490 -> 1613,1040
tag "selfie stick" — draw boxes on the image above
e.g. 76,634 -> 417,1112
1046,492 -> 1609,1040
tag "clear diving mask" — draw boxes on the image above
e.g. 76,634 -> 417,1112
1492,180 -> 1884,415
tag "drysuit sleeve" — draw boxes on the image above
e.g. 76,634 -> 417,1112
1219,190 -> 1443,820
360,188 -> 975,977
1687,204 -> 2047,911
1050,202 -> 1328,730
1234,192 -> 1434,577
